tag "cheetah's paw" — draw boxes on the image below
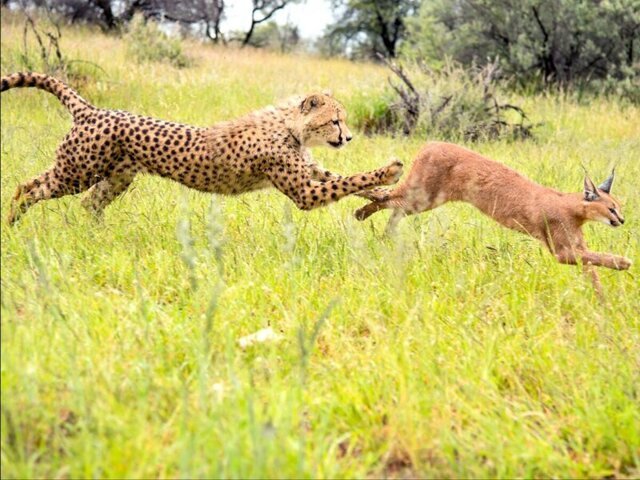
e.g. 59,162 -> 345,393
380,159 -> 403,185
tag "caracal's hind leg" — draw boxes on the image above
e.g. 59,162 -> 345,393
355,199 -> 411,236
81,172 -> 136,220
8,166 -> 79,224
355,187 -> 436,236
384,208 -> 408,235
354,200 -> 389,221
355,197 -> 411,235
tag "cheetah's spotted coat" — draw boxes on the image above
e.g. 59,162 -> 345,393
1,72 -> 402,223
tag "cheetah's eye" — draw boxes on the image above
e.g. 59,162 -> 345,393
332,119 -> 339,126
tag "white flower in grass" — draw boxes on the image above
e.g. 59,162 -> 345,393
237,327 -> 283,349
211,381 -> 226,402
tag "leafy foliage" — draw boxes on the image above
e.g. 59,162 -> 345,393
242,21 -> 302,52
403,0 -> 640,92
357,57 -> 536,141
322,0 -> 419,59
0,9 -> 105,88
4,0 -> 146,31
125,14 -> 191,68
239,0 -> 299,47
146,0 -> 226,44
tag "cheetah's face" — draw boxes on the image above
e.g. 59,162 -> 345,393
299,93 -> 353,149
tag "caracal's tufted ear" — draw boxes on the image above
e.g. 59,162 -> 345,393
300,94 -> 324,113
584,175 -> 600,202
598,168 -> 615,194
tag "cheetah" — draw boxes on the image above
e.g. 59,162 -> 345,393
1,72 -> 402,224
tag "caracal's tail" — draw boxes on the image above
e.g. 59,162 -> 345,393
1,72 -> 95,120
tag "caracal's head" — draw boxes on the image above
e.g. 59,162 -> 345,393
583,169 -> 625,227
295,92 -> 353,149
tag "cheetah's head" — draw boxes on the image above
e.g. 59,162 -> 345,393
295,92 -> 353,149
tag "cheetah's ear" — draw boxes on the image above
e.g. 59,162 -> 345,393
322,89 -> 333,97
300,94 -> 323,113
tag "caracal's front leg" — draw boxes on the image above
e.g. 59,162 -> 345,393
555,246 -> 631,271
581,262 -> 604,300
578,251 -> 632,270
555,245 -> 631,300
552,232 -> 631,272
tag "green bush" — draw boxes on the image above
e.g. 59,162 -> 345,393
591,72 -> 640,105
0,11 -> 104,91
403,0 -> 640,101
346,90 -> 397,134
362,58 -> 536,141
125,15 -> 190,68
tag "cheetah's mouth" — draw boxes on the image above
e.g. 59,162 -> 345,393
328,140 -> 343,148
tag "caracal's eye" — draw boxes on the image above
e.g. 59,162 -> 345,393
609,207 -> 616,214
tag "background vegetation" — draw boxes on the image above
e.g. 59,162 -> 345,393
402,0 -> 640,98
5,0 -> 639,91
1,6 -> 639,479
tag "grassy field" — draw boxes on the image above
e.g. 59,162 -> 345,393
1,12 -> 639,479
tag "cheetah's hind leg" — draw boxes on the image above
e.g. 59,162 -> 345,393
8,167 -> 74,225
81,173 -> 136,220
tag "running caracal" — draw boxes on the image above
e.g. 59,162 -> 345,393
355,142 -> 631,295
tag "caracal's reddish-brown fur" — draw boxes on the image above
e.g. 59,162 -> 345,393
356,142 -> 631,295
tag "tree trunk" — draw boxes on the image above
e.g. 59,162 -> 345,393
92,0 -> 118,30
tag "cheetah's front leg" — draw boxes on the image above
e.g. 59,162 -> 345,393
265,159 -> 403,211
306,162 -> 394,202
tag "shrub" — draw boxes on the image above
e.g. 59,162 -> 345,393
359,56 -> 536,141
403,0 -> 640,100
0,10 -> 105,89
591,72 -> 640,105
346,90 -> 397,135
125,15 -> 190,68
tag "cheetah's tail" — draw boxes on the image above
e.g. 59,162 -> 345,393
1,72 -> 95,120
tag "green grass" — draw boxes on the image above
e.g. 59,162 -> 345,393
1,11 -> 639,479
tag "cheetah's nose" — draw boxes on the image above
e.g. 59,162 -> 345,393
346,135 -> 353,142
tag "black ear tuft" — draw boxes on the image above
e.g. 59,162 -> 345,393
598,168 -> 615,194
583,176 -> 599,201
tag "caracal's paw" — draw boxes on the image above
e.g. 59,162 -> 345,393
360,186 -> 391,202
380,159 -> 403,185
354,205 -> 368,221
616,256 -> 632,270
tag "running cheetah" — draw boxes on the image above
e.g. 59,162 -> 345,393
1,72 -> 402,224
